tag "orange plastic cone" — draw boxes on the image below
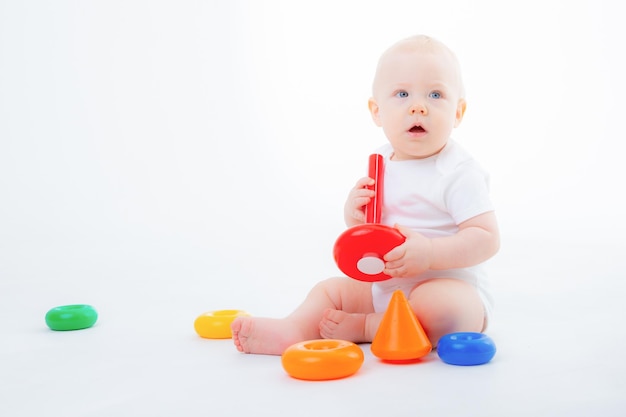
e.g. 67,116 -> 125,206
370,290 -> 432,361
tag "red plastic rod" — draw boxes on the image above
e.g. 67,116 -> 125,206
365,154 -> 384,224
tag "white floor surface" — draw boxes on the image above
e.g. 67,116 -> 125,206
2,235 -> 624,417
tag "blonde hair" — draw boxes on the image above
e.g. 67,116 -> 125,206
373,35 -> 465,98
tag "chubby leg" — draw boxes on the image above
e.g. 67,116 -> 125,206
407,278 -> 485,347
231,277 -> 373,355
320,278 -> 485,347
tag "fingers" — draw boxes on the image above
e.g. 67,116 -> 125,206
384,263 -> 406,277
383,228 -> 433,277
383,244 -> 405,263
352,194 -> 373,210
384,266 -> 407,278
354,176 -> 375,189
383,258 -> 410,277
350,209 -> 366,223
350,178 -> 376,201
345,177 -> 376,224
382,243 -> 405,276
352,177 -> 376,200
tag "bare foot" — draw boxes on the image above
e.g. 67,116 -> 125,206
318,309 -> 370,343
231,317 -> 308,355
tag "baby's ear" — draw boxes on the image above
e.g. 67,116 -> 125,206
454,98 -> 467,127
368,98 -> 382,127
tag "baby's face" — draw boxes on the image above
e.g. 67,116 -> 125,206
369,45 -> 465,160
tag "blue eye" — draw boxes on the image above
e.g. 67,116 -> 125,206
396,91 -> 409,98
429,91 -> 442,99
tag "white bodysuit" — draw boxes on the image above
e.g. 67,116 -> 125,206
371,139 -> 495,321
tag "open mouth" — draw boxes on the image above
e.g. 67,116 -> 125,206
409,125 -> 426,134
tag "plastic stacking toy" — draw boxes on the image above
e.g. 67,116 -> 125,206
194,309 -> 250,339
437,332 -> 496,366
45,304 -> 98,331
370,290 -> 432,361
334,154 -> 405,282
281,339 -> 364,381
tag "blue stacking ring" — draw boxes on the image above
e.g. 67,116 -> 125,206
437,332 -> 496,366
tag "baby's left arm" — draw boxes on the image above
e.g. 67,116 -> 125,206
383,211 -> 500,278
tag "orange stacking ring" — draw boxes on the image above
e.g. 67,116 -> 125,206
194,309 -> 250,339
281,339 -> 364,381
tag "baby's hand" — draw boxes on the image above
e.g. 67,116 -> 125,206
344,176 -> 376,227
383,225 -> 433,278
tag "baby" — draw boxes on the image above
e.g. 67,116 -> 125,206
231,35 -> 500,355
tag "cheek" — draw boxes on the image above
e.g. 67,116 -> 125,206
433,105 -> 458,125
380,108 -> 403,123
376,111 -> 391,128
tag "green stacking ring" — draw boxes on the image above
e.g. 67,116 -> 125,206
45,304 -> 98,331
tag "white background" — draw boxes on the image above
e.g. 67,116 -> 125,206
1,1 -> 625,415
2,1 -> 623,294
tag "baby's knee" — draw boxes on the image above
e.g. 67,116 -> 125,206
312,276 -> 347,292
409,279 -> 484,332
310,277 -> 372,312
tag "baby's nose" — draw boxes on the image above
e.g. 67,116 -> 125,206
409,104 -> 428,116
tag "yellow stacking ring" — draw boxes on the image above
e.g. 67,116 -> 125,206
194,309 -> 250,339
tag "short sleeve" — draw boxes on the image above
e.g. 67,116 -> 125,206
443,161 -> 494,225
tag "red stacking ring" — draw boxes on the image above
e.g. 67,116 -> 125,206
334,224 -> 405,282
334,154 -> 405,282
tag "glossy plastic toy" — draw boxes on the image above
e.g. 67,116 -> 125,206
437,332 -> 497,366
370,290 -> 432,361
281,339 -> 364,381
194,309 -> 250,339
45,304 -> 98,331
333,154 -> 405,282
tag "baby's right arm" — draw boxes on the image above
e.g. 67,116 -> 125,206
343,176 -> 376,227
